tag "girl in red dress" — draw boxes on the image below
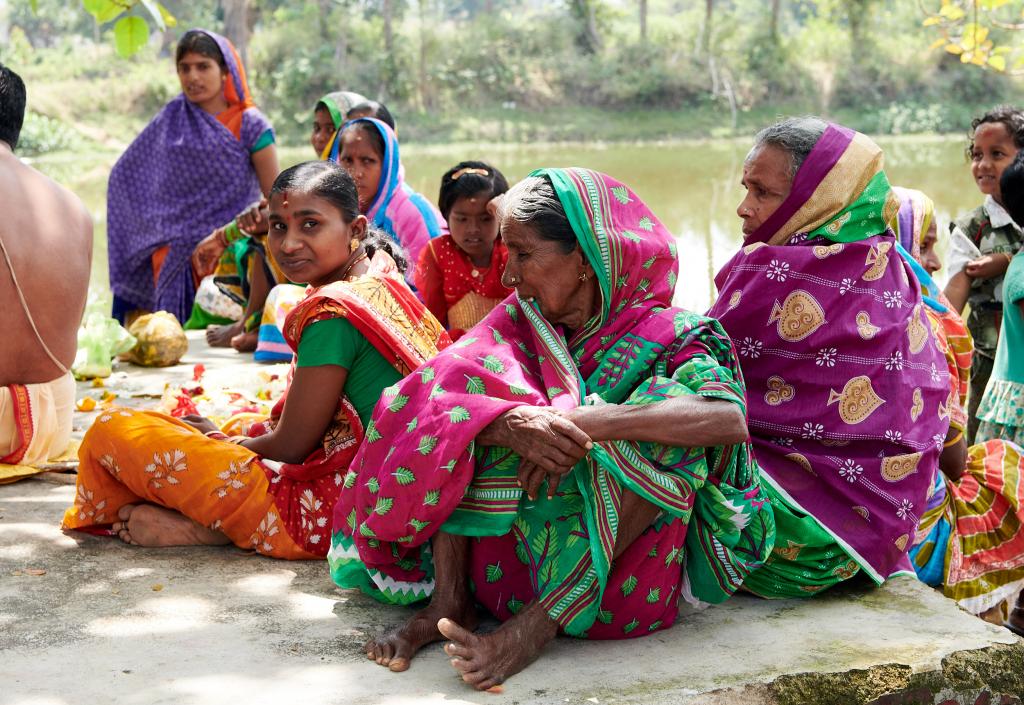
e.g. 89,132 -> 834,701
415,162 -> 511,340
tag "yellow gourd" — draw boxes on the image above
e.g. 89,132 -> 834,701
125,311 -> 188,367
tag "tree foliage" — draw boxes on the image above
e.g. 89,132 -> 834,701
921,0 -> 1024,72
5,0 -> 1024,148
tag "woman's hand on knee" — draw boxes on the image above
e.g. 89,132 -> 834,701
180,414 -> 219,435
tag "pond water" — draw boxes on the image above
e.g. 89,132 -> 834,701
32,135 -> 979,314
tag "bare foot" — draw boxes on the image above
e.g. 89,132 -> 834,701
206,321 -> 243,347
231,330 -> 258,352
111,504 -> 232,547
439,601 -> 558,690
366,596 -> 478,672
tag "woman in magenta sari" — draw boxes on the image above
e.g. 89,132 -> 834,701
708,118 -> 950,595
328,168 -> 775,690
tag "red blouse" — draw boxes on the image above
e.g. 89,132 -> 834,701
415,235 -> 511,340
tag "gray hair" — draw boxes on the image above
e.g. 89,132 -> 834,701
498,175 -> 577,254
748,116 -> 828,179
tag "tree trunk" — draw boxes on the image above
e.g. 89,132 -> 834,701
382,0 -> 394,56
702,0 -> 713,56
847,0 -> 873,63
418,0 -> 432,110
639,0 -> 647,41
221,0 -> 252,64
381,0 -> 395,98
571,0 -> 603,54
770,0 -> 780,39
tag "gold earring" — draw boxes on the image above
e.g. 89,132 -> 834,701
579,271 -> 588,281
349,238 -> 360,253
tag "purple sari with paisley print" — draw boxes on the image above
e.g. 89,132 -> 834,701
708,124 -> 949,582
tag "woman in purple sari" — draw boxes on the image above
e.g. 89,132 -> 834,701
708,118 -> 950,595
107,29 -> 279,324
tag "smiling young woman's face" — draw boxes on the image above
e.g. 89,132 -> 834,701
267,189 -> 367,287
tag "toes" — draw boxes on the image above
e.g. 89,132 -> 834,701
444,641 -> 473,659
389,638 -> 417,672
449,657 -> 476,674
461,669 -> 492,688
388,657 -> 410,673
437,617 -> 474,645
117,504 -> 137,521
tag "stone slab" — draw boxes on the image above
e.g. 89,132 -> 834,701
1,477 -> 1021,705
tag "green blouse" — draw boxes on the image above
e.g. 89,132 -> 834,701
296,317 -> 402,426
991,253 -> 1024,385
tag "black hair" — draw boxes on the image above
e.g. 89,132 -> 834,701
968,105 -> 1024,159
1000,153 -> 1024,227
0,62 -> 26,150
502,174 -> 577,255
338,119 -> 387,162
175,30 -> 227,70
438,161 -> 510,220
269,160 -> 407,272
345,101 -> 396,132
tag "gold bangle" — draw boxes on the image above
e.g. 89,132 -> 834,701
943,430 -> 964,448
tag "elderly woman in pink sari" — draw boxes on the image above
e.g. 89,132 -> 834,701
708,118 -> 950,596
329,168 -> 776,690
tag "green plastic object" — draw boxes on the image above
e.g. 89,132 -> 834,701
72,312 -> 137,379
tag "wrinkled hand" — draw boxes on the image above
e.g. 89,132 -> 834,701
192,229 -> 226,278
965,253 -> 1010,280
180,414 -> 219,435
497,406 -> 592,499
237,199 -> 269,235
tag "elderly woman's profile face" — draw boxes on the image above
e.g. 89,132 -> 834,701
500,217 -> 598,330
737,145 -> 794,239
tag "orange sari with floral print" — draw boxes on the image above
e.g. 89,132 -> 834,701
63,254 -> 449,559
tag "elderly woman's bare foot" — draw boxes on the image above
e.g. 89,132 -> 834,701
206,321 -> 243,347
111,504 -> 231,547
439,601 -> 558,691
366,596 -> 478,672
231,330 -> 258,352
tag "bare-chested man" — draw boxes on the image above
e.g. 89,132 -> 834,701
0,63 -> 92,466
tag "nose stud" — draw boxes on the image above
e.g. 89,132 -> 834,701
508,275 -> 520,285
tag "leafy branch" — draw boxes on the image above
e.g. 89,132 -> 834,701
32,1 -> 178,57
921,0 -> 1023,72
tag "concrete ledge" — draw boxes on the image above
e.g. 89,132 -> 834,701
1,476 -> 1021,705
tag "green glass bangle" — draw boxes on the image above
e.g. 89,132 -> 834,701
223,220 -> 243,244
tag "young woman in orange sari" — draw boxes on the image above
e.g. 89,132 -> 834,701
64,162 -> 449,558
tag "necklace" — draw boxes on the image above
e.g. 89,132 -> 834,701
339,248 -> 369,281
